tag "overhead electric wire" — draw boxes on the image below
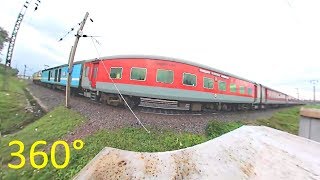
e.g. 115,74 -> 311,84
58,22 -> 82,42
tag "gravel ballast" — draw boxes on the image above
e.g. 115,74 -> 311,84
28,83 -> 286,141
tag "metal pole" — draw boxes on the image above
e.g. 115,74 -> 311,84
310,80 -> 318,103
23,65 -> 26,79
314,85 -> 316,102
5,1 -> 29,68
65,12 -> 89,108
66,46 -> 73,107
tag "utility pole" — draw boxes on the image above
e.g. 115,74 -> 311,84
23,65 -> 27,79
65,12 -> 89,108
295,88 -> 299,100
310,80 -> 318,103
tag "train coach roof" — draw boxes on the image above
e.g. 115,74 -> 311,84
85,55 -> 256,83
42,60 -> 86,71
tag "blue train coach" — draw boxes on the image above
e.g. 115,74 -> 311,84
41,61 -> 84,89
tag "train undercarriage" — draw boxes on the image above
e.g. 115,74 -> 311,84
37,82 -> 292,112
82,90 -> 290,112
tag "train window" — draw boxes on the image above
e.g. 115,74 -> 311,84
48,71 -> 51,81
157,69 -> 173,84
183,73 -> 197,86
203,77 -> 213,89
110,67 -> 123,79
248,88 -> 252,95
230,84 -> 237,92
58,69 -> 61,82
218,81 -> 226,91
131,67 -> 147,81
84,66 -> 90,77
54,69 -> 58,82
240,86 -> 245,94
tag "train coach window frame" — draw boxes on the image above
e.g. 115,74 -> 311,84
230,84 -> 237,93
84,66 -> 90,77
130,67 -> 147,81
218,81 -> 226,91
48,71 -> 51,81
54,69 -> 58,82
248,88 -> 252,95
58,69 -> 61,82
182,73 -> 197,87
110,67 -> 123,79
203,77 -> 213,89
239,86 -> 245,94
156,69 -> 174,84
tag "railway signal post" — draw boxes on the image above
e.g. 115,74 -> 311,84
65,12 -> 89,108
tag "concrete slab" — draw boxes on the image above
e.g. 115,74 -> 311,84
73,126 -> 320,180
299,108 -> 320,142
300,107 -> 320,119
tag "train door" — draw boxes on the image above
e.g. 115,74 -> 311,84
90,63 -> 99,89
254,84 -> 261,104
262,87 -> 267,103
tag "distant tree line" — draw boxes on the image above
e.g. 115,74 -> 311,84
0,26 -> 10,63
0,27 -> 18,76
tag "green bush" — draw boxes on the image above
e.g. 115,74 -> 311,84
205,121 -> 243,139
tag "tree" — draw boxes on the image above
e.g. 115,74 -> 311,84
0,26 -> 10,54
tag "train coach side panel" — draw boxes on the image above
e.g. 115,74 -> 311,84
265,88 -> 287,104
92,58 -> 255,103
60,64 -> 83,88
41,63 -> 83,88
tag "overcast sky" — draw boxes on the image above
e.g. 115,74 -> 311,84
0,0 -> 319,100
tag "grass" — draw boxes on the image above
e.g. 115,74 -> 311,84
1,106 -> 86,180
0,71 -> 36,133
244,106 -> 301,135
1,97 -> 302,180
1,105 -> 241,180
303,104 -> 320,109
206,121 -> 243,139
53,128 -> 207,179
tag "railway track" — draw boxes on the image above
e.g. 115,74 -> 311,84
30,83 -> 292,117
28,83 -> 291,136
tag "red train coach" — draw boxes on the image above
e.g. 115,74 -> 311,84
80,55 -> 259,111
265,88 -> 287,105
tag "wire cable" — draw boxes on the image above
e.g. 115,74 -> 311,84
89,37 -> 150,133
58,22 -> 82,42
